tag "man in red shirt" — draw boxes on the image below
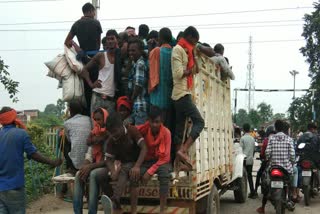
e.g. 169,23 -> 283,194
136,106 -> 172,214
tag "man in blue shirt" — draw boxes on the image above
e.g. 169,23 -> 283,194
0,107 -> 62,214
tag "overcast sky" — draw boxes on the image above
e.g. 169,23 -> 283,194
0,0 -> 315,114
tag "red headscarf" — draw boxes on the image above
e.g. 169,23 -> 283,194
137,121 -> 166,157
0,109 -> 26,130
177,38 -> 195,89
91,108 -> 109,163
116,96 -> 132,112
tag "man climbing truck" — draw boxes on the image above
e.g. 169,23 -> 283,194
118,47 -> 247,214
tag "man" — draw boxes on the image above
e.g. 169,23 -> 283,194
138,24 -> 149,47
149,27 -> 173,129
64,100 -> 92,172
64,2 -> 102,53
80,29 -> 122,114
64,2 -> 103,115
127,38 -> 149,125
104,112 -> 147,214
171,26 -> 214,169
136,106 -> 171,214
211,43 -> 235,80
0,107 -> 62,213
73,144 -> 109,214
240,123 -> 256,198
125,26 -> 136,37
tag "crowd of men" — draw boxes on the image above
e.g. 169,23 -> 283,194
238,120 -> 320,214
0,2 -> 236,214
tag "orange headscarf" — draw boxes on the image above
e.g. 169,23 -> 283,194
177,38 -> 195,89
116,96 -> 132,112
91,108 -> 109,162
137,121 -> 166,157
0,109 -> 26,130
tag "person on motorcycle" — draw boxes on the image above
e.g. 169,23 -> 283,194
297,122 -> 320,193
256,120 -> 295,213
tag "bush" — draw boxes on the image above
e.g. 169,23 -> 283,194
24,124 -> 56,203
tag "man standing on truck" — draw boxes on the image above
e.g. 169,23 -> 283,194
64,2 -> 103,115
80,29 -> 122,114
240,123 -> 256,198
136,106 -> 172,214
149,27 -> 173,128
0,107 -> 62,214
171,26 -> 214,169
104,112 -> 147,214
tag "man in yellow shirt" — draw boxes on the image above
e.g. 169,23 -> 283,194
171,26 -> 214,169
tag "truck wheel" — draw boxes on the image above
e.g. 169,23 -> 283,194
303,185 -> 311,206
234,167 -> 248,203
207,184 -> 220,214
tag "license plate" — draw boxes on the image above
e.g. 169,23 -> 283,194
271,181 -> 284,188
302,171 -> 312,176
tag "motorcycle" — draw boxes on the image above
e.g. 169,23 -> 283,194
268,165 -> 294,214
297,143 -> 319,206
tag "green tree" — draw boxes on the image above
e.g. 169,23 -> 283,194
257,102 -> 273,123
44,104 -> 59,115
248,109 -> 261,129
56,99 -> 66,117
235,108 -> 250,127
0,57 -> 19,102
289,2 -> 320,131
273,113 -> 286,120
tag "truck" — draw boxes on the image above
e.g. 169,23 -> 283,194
120,51 -> 247,214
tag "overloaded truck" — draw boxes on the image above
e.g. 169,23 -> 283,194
120,51 -> 247,213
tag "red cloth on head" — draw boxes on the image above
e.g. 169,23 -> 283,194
0,109 -> 26,130
116,96 -> 132,112
177,38 -> 195,89
91,108 -> 109,163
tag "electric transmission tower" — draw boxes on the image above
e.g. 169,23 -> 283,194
245,36 -> 255,113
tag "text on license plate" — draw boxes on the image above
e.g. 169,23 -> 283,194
302,171 -> 312,176
271,181 -> 283,188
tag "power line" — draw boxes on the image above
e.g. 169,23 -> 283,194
0,39 -> 305,52
0,6 -> 311,26
0,0 -> 61,3
0,23 -> 303,32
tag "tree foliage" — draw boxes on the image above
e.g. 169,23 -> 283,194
0,57 -> 19,102
289,2 -> 320,132
257,102 -> 273,123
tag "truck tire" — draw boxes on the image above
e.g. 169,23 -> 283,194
303,185 -> 311,206
234,167 -> 248,203
207,184 -> 220,214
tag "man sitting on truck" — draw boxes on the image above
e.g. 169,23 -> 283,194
104,112 -> 147,214
136,106 -> 172,214
171,26 -> 214,169
64,2 -> 103,115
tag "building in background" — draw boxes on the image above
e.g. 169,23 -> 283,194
17,109 -> 40,124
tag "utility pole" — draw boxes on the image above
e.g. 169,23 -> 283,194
289,70 -> 299,99
245,36 -> 255,113
92,0 -> 100,18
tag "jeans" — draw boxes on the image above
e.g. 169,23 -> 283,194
0,188 -> 25,214
90,92 -> 115,115
174,95 -> 204,144
246,165 -> 254,194
255,161 -> 267,192
292,166 -> 299,187
140,162 -> 171,195
73,168 -> 108,214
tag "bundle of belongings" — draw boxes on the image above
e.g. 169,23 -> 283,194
45,46 -> 85,104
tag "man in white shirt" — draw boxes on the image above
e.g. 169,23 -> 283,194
80,29 -> 120,114
210,43 -> 235,80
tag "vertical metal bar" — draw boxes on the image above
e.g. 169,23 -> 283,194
234,89 -> 238,123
